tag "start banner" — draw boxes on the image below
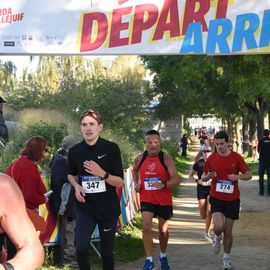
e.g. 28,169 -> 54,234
0,0 -> 270,55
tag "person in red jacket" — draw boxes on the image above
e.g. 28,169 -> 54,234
5,135 -> 48,259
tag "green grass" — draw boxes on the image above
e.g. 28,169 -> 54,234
245,157 -> 258,175
174,155 -> 192,196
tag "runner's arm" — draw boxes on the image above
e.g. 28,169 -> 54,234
83,160 -> 124,187
163,154 -> 180,188
195,150 -> 202,162
68,174 -> 85,202
132,154 -> 143,192
188,169 -> 198,183
0,175 -> 44,270
228,171 -> 252,182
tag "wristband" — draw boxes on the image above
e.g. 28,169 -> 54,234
1,262 -> 14,270
102,172 -> 109,180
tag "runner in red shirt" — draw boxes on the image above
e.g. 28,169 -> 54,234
133,130 -> 180,270
201,131 -> 252,270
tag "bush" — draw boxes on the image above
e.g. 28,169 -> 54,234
102,129 -> 139,168
161,139 -> 179,159
19,108 -> 79,136
21,121 -> 68,173
0,121 -> 68,173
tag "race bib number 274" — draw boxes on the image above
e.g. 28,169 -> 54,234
216,179 -> 234,194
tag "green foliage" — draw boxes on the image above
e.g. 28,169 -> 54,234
21,121 -> 68,173
0,141 -> 19,172
19,108 -> 79,135
0,121 -> 68,173
102,129 -> 140,168
161,139 -> 179,159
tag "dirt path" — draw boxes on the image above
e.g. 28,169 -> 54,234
116,138 -> 270,270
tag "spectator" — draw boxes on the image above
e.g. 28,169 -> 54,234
0,96 -> 8,143
257,129 -> 270,196
50,135 -> 78,267
5,136 -> 48,259
180,134 -> 188,157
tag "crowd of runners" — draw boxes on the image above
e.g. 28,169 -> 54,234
0,101 -> 260,270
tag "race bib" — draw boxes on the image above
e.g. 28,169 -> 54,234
144,177 -> 161,190
81,176 -> 106,193
216,179 -> 234,194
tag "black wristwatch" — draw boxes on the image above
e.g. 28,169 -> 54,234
102,172 -> 109,180
2,262 -> 14,270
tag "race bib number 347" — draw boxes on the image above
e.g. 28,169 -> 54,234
81,176 -> 106,193
216,179 -> 234,194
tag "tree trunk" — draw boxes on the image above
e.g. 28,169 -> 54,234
248,118 -> 256,157
227,118 -> 234,142
256,96 -> 265,139
242,115 -> 249,155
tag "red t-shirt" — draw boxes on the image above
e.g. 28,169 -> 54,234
204,151 -> 249,201
139,154 -> 172,206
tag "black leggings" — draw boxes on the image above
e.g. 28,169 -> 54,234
75,210 -> 118,270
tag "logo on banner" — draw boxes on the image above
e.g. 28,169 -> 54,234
0,8 -> 24,24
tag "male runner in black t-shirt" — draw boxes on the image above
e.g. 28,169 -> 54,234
68,109 -> 124,270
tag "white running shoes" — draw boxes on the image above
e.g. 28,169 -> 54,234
212,234 -> 222,254
223,257 -> 233,270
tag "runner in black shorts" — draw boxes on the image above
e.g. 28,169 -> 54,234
209,197 -> 240,220
133,130 -> 180,270
201,131 -> 252,270
189,144 -> 213,241
68,109 -> 124,270
140,202 -> 173,221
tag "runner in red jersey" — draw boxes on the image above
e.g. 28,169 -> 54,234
133,130 -> 180,270
201,131 -> 252,270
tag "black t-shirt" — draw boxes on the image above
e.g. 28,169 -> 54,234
193,158 -> 210,193
68,137 -> 123,219
193,158 -> 205,179
258,136 -> 270,164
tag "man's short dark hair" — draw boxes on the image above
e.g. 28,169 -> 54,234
214,130 -> 229,142
80,109 -> 103,124
145,130 -> 160,137
263,129 -> 269,137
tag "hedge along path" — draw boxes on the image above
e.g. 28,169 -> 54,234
116,137 -> 270,270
